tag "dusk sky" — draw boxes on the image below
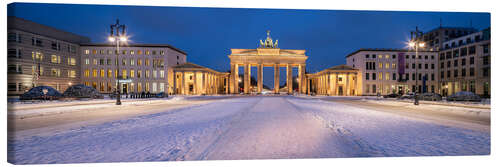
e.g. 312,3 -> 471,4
8,3 -> 490,87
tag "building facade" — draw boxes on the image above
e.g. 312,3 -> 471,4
80,44 -> 187,94
7,16 -> 187,96
437,28 -> 491,97
417,27 -> 476,51
172,63 -> 229,95
345,49 -> 439,96
7,16 -> 90,96
306,65 -> 362,96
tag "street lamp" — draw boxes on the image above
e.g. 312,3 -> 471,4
408,26 -> 425,105
109,19 -> 127,105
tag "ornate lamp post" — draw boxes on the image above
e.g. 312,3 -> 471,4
408,26 -> 425,105
109,19 -> 127,105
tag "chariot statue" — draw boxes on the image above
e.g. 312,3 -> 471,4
259,30 -> 278,48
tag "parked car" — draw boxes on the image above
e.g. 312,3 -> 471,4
155,92 -> 167,98
399,92 -> 417,99
383,93 -> 400,98
419,93 -> 442,101
446,91 -> 481,102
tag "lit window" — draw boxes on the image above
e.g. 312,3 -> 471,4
378,55 -> 383,59
378,72 -> 382,80
130,70 -> 135,78
385,63 -> 389,69
152,82 -> 157,92
84,69 -> 90,77
68,57 -> 76,66
51,55 -> 58,63
160,70 -> 165,78
379,63 -> 382,68
92,69 -> 97,77
122,70 -> 127,79
85,50 -> 90,54
108,69 -> 112,78
160,83 -> 165,92
100,69 -> 105,77
68,70 -> 76,78
385,55 -> 389,59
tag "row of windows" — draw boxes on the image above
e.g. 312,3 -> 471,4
439,44 -> 489,60
8,32 -> 77,53
83,58 -> 165,67
84,81 -> 165,93
8,50 -> 77,66
364,54 -> 435,60
365,72 -> 435,81
365,84 -> 436,94
366,62 -> 435,70
83,69 -> 165,79
84,49 -> 165,56
440,67 -> 489,78
443,35 -> 484,49
7,64 -> 76,78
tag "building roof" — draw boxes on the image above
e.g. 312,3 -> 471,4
80,43 -> 187,55
325,64 -> 357,71
8,16 -> 91,44
173,62 -> 207,69
173,62 -> 228,75
308,64 -> 359,77
345,48 -> 437,58
423,26 -> 477,34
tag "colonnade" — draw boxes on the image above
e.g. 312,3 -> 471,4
173,71 -> 228,95
230,63 -> 306,94
307,72 -> 359,96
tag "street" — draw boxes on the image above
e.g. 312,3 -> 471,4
8,96 -> 490,164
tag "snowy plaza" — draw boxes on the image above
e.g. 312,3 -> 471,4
7,95 -> 490,164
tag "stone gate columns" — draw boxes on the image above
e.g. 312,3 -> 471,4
298,64 -> 305,94
274,64 -> 280,94
335,73 -> 339,95
244,64 -> 250,94
328,73 -> 335,96
346,72 -> 351,96
231,64 -> 239,94
257,64 -> 263,93
193,72 -> 198,95
181,72 -> 185,94
225,76 -> 229,94
287,64 -> 293,94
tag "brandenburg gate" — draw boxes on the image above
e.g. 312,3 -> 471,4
228,31 -> 308,94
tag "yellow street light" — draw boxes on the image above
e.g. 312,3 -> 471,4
108,36 -> 115,42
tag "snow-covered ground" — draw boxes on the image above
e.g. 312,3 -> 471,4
8,96 -> 490,164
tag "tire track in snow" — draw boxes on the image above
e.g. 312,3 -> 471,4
193,97 -> 264,160
284,97 -> 387,157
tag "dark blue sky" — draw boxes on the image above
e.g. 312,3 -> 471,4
8,3 -> 490,87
